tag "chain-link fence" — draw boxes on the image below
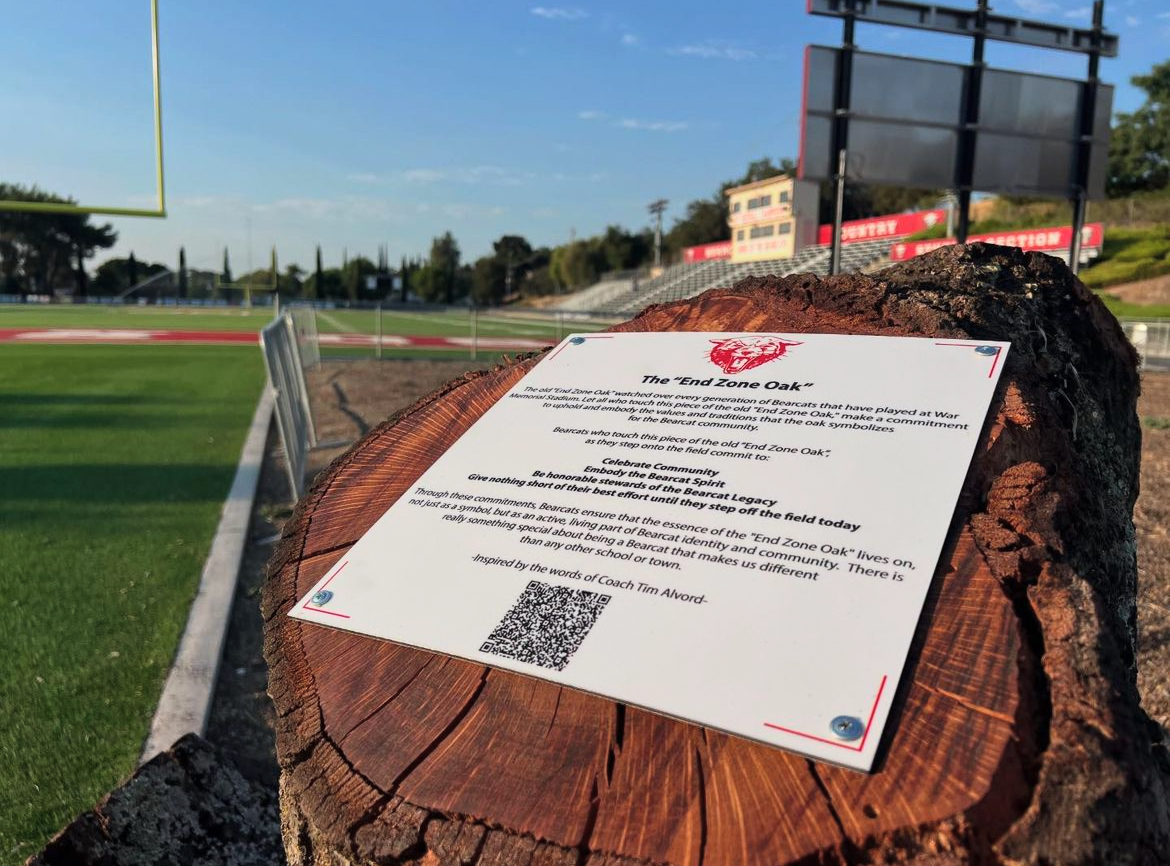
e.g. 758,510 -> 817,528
288,304 -> 620,362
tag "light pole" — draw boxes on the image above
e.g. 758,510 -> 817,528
648,199 -> 668,269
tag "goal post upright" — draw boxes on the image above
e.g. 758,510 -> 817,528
0,0 -> 167,219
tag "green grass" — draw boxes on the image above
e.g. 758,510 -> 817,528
0,304 -> 276,333
0,345 -> 263,863
1080,226 -> 1170,290
1095,293 -> 1170,319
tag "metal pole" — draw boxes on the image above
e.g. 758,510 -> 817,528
830,149 -> 847,275
376,303 -> 382,359
647,199 -> 668,269
956,0 -> 988,245
829,3 -> 855,276
655,211 -> 662,268
1069,0 -> 1104,274
273,293 -> 280,320
470,307 -> 477,360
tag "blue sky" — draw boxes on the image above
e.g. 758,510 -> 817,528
2,0 -> 1167,274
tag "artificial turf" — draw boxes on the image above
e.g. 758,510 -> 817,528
0,344 -> 264,863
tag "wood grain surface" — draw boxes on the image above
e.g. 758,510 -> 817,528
263,245 -> 1170,865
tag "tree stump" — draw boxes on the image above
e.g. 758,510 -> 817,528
263,244 -> 1170,865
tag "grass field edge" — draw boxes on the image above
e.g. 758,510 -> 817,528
139,386 -> 273,763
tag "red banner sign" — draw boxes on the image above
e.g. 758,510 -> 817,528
887,223 -> 1104,261
683,241 -> 733,263
816,209 -> 947,245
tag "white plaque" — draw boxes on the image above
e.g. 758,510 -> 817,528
292,332 -> 1008,771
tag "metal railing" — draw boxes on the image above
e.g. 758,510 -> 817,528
259,314 -> 318,497
1121,319 -> 1170,369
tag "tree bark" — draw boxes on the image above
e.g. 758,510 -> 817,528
263,244 -> 1170,865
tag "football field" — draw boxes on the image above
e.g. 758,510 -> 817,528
0,304 -> 617,342
0,343 -> 264,862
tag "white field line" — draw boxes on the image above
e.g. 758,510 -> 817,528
140,388 -> 272,762
315,309 -> 357,333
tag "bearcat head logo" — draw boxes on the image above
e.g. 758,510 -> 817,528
708,336 -> 802,374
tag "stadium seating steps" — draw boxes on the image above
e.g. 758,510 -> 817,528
552,239 -> 892,316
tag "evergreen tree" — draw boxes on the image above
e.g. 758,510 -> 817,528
222,248 -> 232,284
310,245 -> 323,300
178,247 -> 188,299
270,246 -> 279,293
127,251 -> 139,288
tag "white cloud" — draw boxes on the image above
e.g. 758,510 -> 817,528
1125,14 -> 1140,25
1064,6 -> 1091,19
174,195 -> 233,208
617,118 -> 689,132
1013,0 -> 1059,14
436,203 -> 507,219
401,168 -> 448,184
1158,11 -> 1170,20
550,170 -> 608,182
251,197 -> 402,223
669,40 -> 756,61
621,33 -> 640,47
350,166 -> 534,186
530,6 -> 588,21
577,109 -> 606,120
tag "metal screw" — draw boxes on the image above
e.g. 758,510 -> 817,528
570,336 -> 586,345
830,715 -> 864,741
311,590 -> 333,606
975,345 -> 997,356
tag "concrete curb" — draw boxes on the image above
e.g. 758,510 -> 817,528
140,386 -> 274,763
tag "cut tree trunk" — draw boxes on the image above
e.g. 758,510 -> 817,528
262,244 -> 1170,865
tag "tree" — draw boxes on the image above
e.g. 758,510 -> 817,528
492,234 -> 533,300
550,240 -> 599,289
283,264 -> 305,297
178,246 -> 188,299
342,256 -> 377,302
91,256 -> 166,294
270,246 -> 279,294
1108,59 -> 1170,196
816,182 -> 939,225
740,157 -> 794,185
423,232 -> 463,305
665,199 -> 730,252
307,245 -> 323,300
304,267 -> 342,300
596,225 -> 649,272
471,255 -> 507,306
399,256 -> 415,301
0,183 -> 116,295
222,247 -> 232,284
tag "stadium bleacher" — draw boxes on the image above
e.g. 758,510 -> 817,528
554,238 -> 891,317
553,274 -> 637,312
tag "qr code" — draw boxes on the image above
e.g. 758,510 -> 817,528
480,580 -> 611,671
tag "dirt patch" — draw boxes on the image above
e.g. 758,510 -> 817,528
204,359 -> 1170,796
1105,274 -> 1170,306
1137,371 -> 1170,738
204,358 -> 492,793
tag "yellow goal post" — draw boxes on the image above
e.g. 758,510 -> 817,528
0,0 -> 166,219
